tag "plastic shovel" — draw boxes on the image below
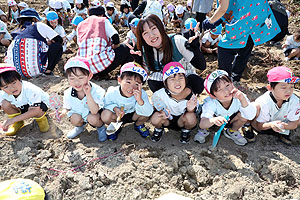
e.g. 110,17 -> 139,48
212,115 -> 230,148
106,106 -> 124,135
49,93 -> 62,122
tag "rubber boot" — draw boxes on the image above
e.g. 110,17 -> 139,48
5,113 -> 24,136
34,113 -> 49,133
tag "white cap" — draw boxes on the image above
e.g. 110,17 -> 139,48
75,0 -> 83,4
50,0 -> 63,9
187,0 -> 192,7
175,5 -> 184,15
106,2 -> 114,7
91,0 -> 101,7
18,2 -> 28,8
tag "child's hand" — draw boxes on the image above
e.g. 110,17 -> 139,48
231,88 -> 246,101
210,116 -> 228,127
187,94 -> 197,112
2,118 -> 15,131
157,109 -> 169,120
115,107 -> 125,119
83,83 -> 92,95
133,83 -> 144,105
269,121 -> 288,132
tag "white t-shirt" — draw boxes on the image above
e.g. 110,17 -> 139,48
153,88 -> 198,116
0,20 -> 12,40
104,85 -> 153,117
63,82 -> 105,121
11,10 -> 19,23
202,32 -> 222,46
37,22 -> 59,40
126,30 -> 137,43
0,81 -> 49,108
106,9 -> 118,23
201,95 -> 256,120
256,91 -> 300,135
0,9 -> 5,16
73,7 -> 88,15
284,35 -> 300,50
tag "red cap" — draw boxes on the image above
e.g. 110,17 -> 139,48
267,66 -> 299,83
0,63 -> 17,74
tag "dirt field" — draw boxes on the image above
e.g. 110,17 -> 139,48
0,0 -> 300,199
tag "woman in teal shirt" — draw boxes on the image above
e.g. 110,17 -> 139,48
202,0 -> 281,81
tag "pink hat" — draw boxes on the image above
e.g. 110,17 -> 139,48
64,57 -> 90,72
0,63 -> 17,74
267,66 -> 299,83
162,62 -> 185,82
120,62 -> 148,82
204,70 -> 228,94
7,0 -> 17,6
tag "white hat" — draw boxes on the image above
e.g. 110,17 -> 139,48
7,0 -> 17,6
175,5 -> 184,15
50,0 -> 63,9
64,57 -> 90,72
204,70 -> 229,94
91,0 -> 101,7
18,2 -> 28,8
187,0 -> 192,7
75,0 -> 83,4
106,2 -> 114,8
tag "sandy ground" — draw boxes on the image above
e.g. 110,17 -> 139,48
0,0 -> 300,199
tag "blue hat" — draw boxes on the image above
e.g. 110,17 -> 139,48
46,11 -> 59,21
71,16 -> 84,26
17,8 -> 41,23
129,18 -> 139,27
184,18 -> 197,30
210,24 -> 222,35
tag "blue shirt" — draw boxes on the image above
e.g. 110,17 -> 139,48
219,0 -> 281,49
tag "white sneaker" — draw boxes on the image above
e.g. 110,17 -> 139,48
224,129 -> 247,146
194,129 -> 210,144
67,125 -> 86,139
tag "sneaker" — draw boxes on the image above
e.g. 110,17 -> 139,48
242,125 -> 255,142
107,127 -> 122,141
194,129 -> 210,144
151,128 -> 163,142
179,129 -> 191,144
97,126 -> 107,142
134,123 -> 150,138
279,134 -> 292,145
67,124 -> 86,139
224,129 -> 247,146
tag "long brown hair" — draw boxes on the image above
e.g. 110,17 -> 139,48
136,14 -> 173,72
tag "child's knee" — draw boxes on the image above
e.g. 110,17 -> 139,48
70,114 -> 84,126
1,100 -> 12,111
87,114 -> 102,126
151,112 -> 163,125
184,112 -> 197,126
101,109 -> 114,124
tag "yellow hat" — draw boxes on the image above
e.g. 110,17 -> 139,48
0,179 -> 45,200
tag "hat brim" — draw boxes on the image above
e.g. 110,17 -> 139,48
17,15 -> 41,23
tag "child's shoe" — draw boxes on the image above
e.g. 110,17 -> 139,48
67,124 -> 86,139
151,128 -> 163,142
224,128 -> 247,146
34,113 -> 49,133
242,125 -> 255,142
134,123 -> 150,138
194,129 -> 210,144
5,113 -> 24,136
279,134 -> 292,145
97,125 -> 107,142
179,129 -> 191,144
107,127 -> 122,141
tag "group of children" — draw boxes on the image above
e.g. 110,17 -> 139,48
1,57 -> 299,146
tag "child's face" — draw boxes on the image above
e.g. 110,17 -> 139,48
118,76 -> 142,98
166,73 -> 186,94
76,3 -> 82,9
67,69 -> 92,92
19,6 -> 25,11
294,35 -> 300,43
177,13 -> 183,18
49,19 -> 58,28
142,22 -> 162,49
269,82 -> 294,101
212,80 -> 234,102
211,34 -> 219,40
131,26 -> 137,35
10,5 -> 18,12
107,8 -> 114,16
0,79 -> 22,96
123,7 -> 129,14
